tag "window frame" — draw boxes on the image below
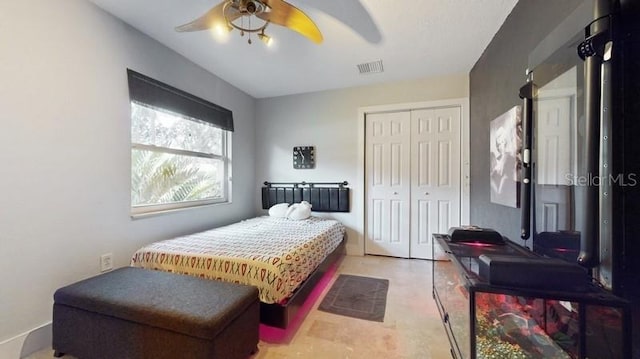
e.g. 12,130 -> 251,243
130,133 -> 231,217
127,69 -> 234,217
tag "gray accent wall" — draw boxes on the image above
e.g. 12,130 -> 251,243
469,0 -> 584,244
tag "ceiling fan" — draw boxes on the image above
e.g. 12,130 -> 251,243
175,0 -> 323,45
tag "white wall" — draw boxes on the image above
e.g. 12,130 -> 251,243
0,0 -> 256,356
255,74 -> 469,256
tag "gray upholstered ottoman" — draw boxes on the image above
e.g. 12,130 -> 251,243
52,267 -> 259,359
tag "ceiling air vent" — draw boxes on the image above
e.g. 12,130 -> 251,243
357,60 -> 384,75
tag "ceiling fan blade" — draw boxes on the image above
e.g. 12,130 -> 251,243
175,1 -> 241,32
296,0 -> 382,44
258,0 -> 323,44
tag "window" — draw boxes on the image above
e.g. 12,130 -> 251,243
127,70 -> 233,215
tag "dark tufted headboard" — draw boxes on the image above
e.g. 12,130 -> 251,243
261,181 -> 350,212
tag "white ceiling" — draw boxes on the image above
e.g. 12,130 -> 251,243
87,0 -> 518,98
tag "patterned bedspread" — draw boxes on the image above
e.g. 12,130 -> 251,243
130,216 -> 345,304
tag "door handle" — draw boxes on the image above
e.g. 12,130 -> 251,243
424,192 -> 429,195
393,191 -> 398,195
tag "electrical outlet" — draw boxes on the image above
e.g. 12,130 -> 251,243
100,253 -> 113,272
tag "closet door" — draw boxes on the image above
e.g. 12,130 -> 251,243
410,107 -> 461,259
365,111 -> 411,257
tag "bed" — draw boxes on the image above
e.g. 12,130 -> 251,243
131,181 -> 350,328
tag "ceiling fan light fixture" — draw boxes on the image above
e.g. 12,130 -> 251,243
209,22 -> 232,43
244,1 -> 258,14
212,22 -> 232,36
221,0 -> 270,45
258,31 -> 273,46
175,0 -> 322,45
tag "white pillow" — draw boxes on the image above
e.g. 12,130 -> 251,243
268,203 -> 290,217
301,200 -> 312,208
287,201 -> 312,220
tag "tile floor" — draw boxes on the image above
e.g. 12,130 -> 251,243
28,255 -> 452,359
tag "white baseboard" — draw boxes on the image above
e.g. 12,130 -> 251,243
0,322 -> 52,359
